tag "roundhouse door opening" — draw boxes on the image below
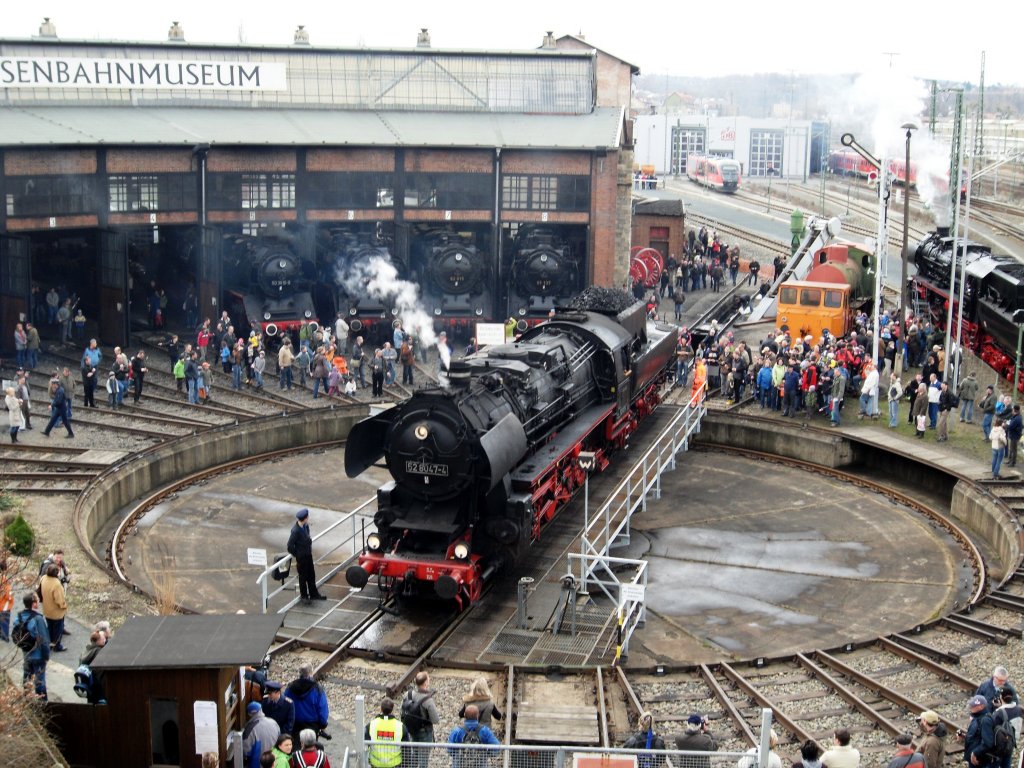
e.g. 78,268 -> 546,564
99,229 -> 129,348
0,235 -> 31,355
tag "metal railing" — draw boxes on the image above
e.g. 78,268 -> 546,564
356,739 -> 754,768
565,383 -> 707,656
255,496 -> 376,613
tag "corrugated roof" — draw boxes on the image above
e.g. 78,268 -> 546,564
90,614 -> 283,670
0,105 -> 624,149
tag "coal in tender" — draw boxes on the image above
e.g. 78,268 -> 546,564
565,287 -> 636,314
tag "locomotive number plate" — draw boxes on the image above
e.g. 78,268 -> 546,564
405,460 -> 449,477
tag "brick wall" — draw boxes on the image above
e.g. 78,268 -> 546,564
590,150 -> 620,287
403,210 -> 492,223
4,149 -> 97,175
107,149 -> 193,173
306,149 -> 395,172
306,209 -> 395,222
208,210 -> 297,224
207,149 -> 296,173
405,150 -> 492,173
502,151 -> 590,174
109,211 -> 198,226
7,215 -> 98,230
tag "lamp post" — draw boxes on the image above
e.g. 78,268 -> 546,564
899,122 -> 918,353
577,451 -> 596,591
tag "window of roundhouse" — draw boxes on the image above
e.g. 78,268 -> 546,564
799,288 -> 822,306
303,172 -> 393,209
530,176 -> 558,209
406,173 -> 491,209
6,176 -> 95,216
779,286 -> 798,304
824,290 -> 843,308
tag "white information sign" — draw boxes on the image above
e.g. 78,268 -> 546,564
194,700 -> 219,755
475,323 -> 506,347
619,583 -> 645,606
246,548 -> 267,567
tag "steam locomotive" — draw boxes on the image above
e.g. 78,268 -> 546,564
412,227 -> 493,337
343,292 -> 678,608
912,230 -> 1024,389
227,238 -> 318,338
330,226 -> 404,344
507,226 -> 582,320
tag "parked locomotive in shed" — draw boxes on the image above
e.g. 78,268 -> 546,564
224,236 -> 318,338
411,226 -> 493,340
343,290 -> 679,608
506,226 -> 583,320
912,229 -> 1024,389
329,225 -> 404,344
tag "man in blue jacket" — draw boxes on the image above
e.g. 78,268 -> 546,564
288,662 -> 331,742
962,695 -> 996,767
782,364 -> 802,418
13,592 -> 51,700
1005,406 -> 1023,467
448,705 -> 500,768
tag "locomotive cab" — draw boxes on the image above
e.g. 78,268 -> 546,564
777,281 -> 853,339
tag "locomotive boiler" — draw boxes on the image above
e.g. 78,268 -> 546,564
343,293 -> 677,608
507,226 -> 582,319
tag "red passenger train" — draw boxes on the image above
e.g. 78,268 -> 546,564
686,153 -> 741,193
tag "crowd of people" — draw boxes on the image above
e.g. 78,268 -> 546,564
5,548 -> 114,704
671,300 -> 1022,479
621,667 -> 1021,768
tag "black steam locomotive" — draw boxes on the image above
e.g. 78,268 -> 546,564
912,229 -> 1024,389
413,228 -> 492,328
229,239 -> 318,338
507,226 -> 582,320
330,226 -> 404,344
343,292 -> 677,608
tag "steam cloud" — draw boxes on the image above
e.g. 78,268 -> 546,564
335,256 -> 438,350
826,67 -> 959,226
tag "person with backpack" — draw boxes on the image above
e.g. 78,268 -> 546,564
292,728 -> 331,768
961,695 -> 996,767
623,712 -> 667,768
366,697 -> 409,768
992,689 -> 1021,768
12,592 -> 51,700
404,671 -> 440,768
448,704 -> 500,768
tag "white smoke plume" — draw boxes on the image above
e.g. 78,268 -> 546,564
825,67 -> 956,226
335,255 -> 438,349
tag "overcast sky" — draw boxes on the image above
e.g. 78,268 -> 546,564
2,0 -> 1015,86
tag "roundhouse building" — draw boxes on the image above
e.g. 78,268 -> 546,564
0,23 -> 636,349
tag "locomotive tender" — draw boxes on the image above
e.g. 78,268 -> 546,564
343,295 -> 678,608
912,229 -> 1024,388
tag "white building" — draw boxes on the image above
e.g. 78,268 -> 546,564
634,114 -> 827,180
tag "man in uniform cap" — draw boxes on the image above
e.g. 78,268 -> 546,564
263,680 -> 295,736
287,509 -> 326,604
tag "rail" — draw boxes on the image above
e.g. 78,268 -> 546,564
256,496 -> 376,613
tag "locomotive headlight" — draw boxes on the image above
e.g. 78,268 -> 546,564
518,308 -> 527,317
349,307 -> 358,316
433,308 -> 442,316
278,259 -> 288,269
391,307 -> 399,316
455,253 -> 463,262
453,542 -> 470,560
304,310 -> 313,319
263,312 -> 272,321
540,254 -> 549,262
414,424 -> 430,440
366,533 -> 383,552
475,308 -> 483,316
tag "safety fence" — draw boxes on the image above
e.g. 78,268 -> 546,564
356,739 -> 757,768
572,383 -> 707,658
256,497 -> 374,613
